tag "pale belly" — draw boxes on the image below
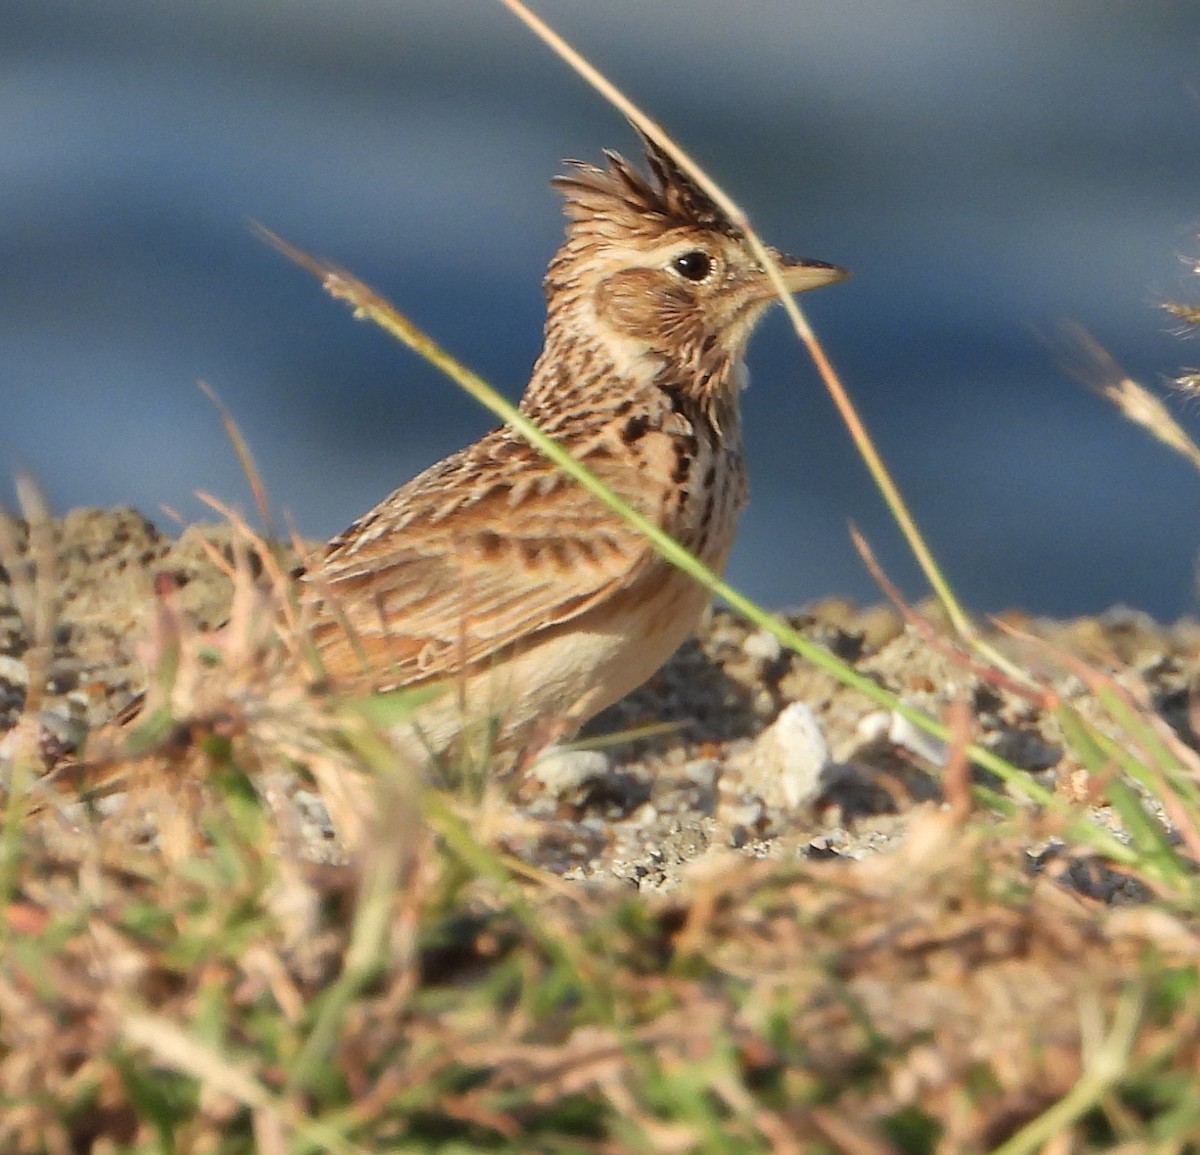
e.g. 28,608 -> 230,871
387,560 -> 718,768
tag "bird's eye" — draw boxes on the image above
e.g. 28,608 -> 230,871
671,250 -> 713,282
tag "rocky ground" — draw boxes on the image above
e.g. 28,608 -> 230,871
2,507 -> 1196,892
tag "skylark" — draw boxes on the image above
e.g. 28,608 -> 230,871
299,136 -> 845,770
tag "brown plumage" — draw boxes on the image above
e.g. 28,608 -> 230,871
301,136 -> 846,765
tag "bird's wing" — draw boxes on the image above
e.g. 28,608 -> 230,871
300,431 -> 660,689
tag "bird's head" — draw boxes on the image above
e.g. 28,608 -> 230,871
544,134 -> 846,394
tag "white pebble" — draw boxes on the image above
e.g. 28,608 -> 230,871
529,748 -> 611,795
856,709 -> 948,767
0,656 -> 30,687
742,628 -> 783,663
728,702 -> 829,811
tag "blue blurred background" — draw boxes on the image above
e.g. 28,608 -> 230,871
4,1 -> 1200,618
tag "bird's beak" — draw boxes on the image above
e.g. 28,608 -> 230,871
774,251 -> 849,294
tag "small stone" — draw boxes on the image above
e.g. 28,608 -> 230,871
528,748 -> 611,796
38,705 -> 88,753
680,758 -> 719,788
726,702 -> 829,812
625,801 -> 659,827
742,628 -> 782,663
853,709 -> 948,767
0,656 -> 30,688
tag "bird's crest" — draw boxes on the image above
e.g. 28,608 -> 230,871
553,130 -> 740,244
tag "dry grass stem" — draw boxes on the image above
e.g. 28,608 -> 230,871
1060,321 -> 1200,470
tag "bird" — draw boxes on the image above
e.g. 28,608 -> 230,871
296,134 -> 846,774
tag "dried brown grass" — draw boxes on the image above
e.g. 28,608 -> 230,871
0,519 -> 1198,1151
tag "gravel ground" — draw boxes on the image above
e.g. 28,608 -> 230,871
2,507 -> 1196,892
